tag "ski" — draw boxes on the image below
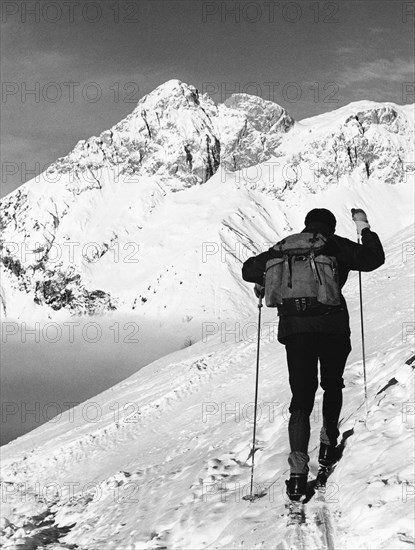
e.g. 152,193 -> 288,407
312,467 -> 338,550
286,500 -> 306,526
314,492 -> 336,550
276,500 -> 307,550
278,461 -> 339,549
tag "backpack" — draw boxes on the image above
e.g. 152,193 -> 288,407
264,232 -> 341,316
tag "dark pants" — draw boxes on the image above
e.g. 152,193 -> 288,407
284,333 -> 352,475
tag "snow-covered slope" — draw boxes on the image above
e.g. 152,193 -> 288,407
1,223 -> 414,549
1,78 -> 414,548
1,80 -> 413,331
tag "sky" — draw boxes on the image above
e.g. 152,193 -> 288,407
0,0 -> 414,196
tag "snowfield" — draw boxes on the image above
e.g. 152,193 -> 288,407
1,80 -> 414,549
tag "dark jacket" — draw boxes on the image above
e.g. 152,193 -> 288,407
242,221 -> 385,344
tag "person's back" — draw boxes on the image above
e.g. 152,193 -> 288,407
242,208 -> 385,501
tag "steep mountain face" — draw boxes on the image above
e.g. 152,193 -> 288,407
0,79 -> 413,325
44,80 -> 294,192
219,93 -> 294,170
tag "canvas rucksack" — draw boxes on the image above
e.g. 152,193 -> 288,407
264,232 -> 341,316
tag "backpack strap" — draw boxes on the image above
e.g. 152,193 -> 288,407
283,254 -> 292,288
309,250 -> 322,284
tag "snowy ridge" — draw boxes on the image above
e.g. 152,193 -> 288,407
1,223 -> 414,549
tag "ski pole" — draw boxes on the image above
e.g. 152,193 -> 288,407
357,236 -> 369,423
351,209 -> 369,418
244,293 -> 263,502
357,234 -> 368,406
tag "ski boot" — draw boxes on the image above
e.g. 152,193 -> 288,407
315,443 -> 337,491
318,442 -> 337,468
285,473 -> 307,501
285,474 -> 307,525
315,466 -> 331,490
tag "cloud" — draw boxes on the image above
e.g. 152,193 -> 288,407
340,57 -> 415,85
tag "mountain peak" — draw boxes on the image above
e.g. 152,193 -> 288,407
223,92 -> 283,109
223,92 -> 294,132
152,78 -> 192,93
135,79 -> 201,111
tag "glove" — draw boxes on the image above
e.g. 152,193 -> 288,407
254,283 -> 265,299
351,208 -> 371,235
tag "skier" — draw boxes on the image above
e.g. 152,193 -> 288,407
241,208 -> 385,501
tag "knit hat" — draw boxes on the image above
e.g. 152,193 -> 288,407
304,208 -> 336,234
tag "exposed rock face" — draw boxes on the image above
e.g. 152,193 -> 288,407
50,80 -> 292,193
217,93 -> 294,171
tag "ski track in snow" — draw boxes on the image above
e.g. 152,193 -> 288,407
1,225 -> 414,549
276,496 -> 338,550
